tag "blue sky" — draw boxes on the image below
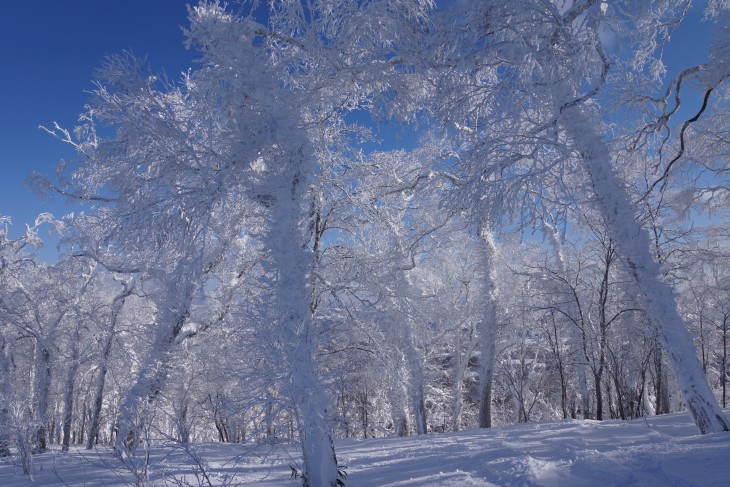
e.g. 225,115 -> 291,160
0,1 -> 714,262
0,1 -> 193,259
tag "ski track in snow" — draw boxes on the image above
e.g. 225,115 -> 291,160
1,411 -> 729,486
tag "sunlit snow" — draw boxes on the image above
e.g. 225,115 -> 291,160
2,410 -> 728,486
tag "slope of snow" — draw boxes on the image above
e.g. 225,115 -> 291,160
2,410 -> 729,486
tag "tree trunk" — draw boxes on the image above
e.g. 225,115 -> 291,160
360,386 -> 369,439
34,343 -> 52,453
87,361 -> 108,449
215,416 -> 229,443
266,168 -> 338,486
265,390 -> 275,442
78,401 -> 88,445
382,352 -> 410,437
62,352 -> 79,451
115,256 -> 199,454
402,329 -> 427,435
478,229 -> 499,428
560,103 -> 729,434
412,383 -> 427,435
451,331 -> 465,431
611,369 -> 626,420
388,373 -> 410,437
88,287 -> 131,449
547,314 -> 569,419
178,403 -> 190,444
655,347 -> 671,415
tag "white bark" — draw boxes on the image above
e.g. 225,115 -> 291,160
560,103 -> 729,434
115,255 -> 200,453
385,357 -> 410,436
477,229 -> 499,428
267,167 -> 338,486
402,329 -> 427,435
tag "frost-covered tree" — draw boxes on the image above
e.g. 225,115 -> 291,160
423,0 -> 729,434
0,216 -> 42,458
39,0 -> 427,482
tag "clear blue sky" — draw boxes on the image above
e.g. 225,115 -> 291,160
0,1 -> 713,262
0,1 -> 193,260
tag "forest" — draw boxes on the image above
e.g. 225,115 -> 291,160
1,1 -> 729,486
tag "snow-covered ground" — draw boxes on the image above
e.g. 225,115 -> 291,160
2,410 -> 729,486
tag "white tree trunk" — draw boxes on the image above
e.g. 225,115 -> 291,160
560,103 -> 729,434
267,168 -> 338,486
399,322 -> 427,435
477,229 -> 499,428
385,357 -> 410,436
407,346 -> 428,435
115,255 -> 199,453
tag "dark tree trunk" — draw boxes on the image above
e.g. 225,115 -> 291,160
594,372 -> 603,421
655,348 -> 671,415
478,380 -> 493,428
61,368 -> 77,451
35,346 -> 52,454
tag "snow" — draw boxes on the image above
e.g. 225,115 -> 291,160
3,410 -> 729,486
